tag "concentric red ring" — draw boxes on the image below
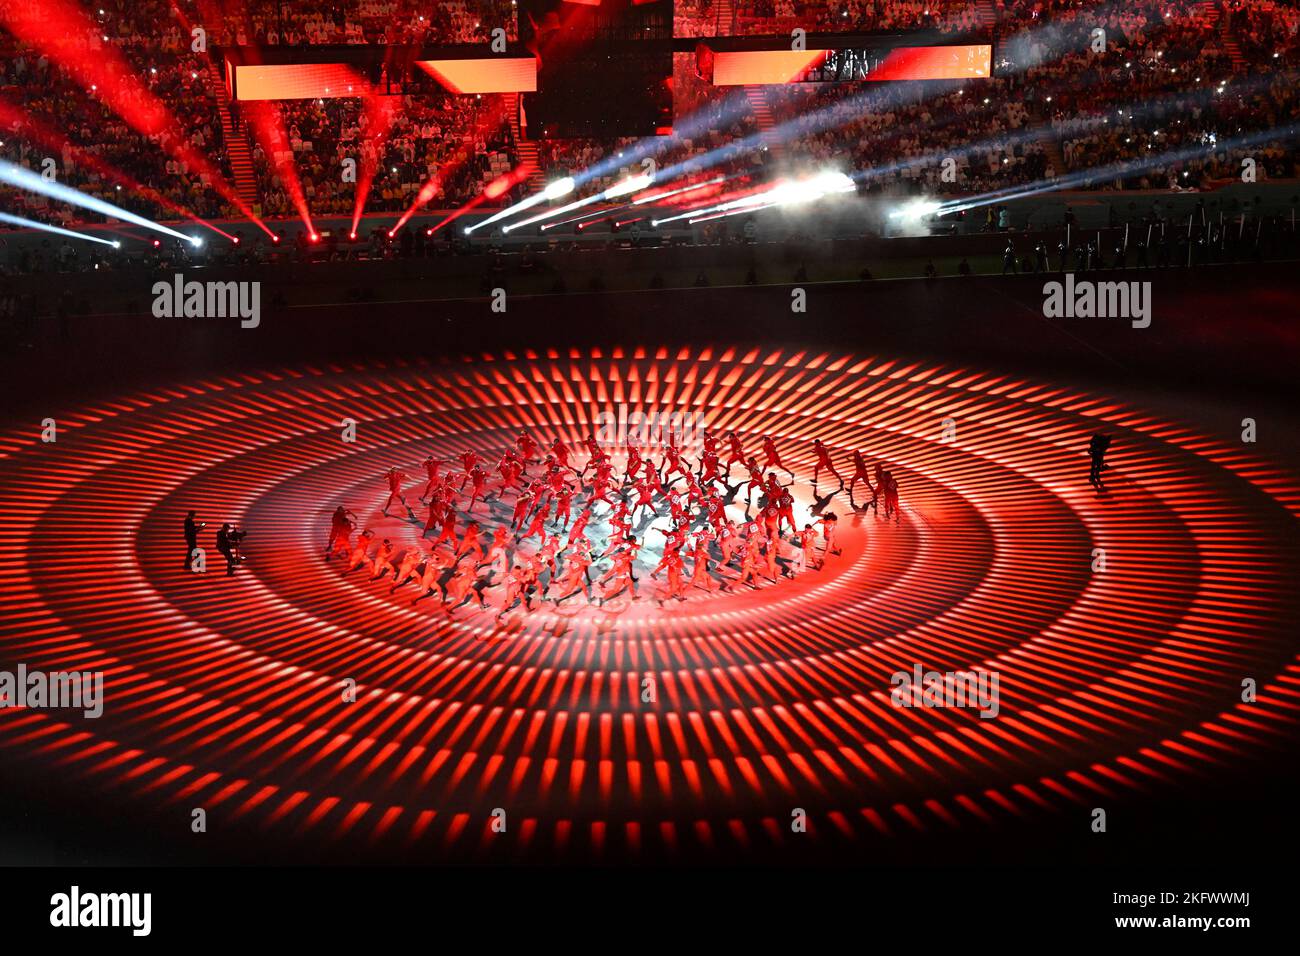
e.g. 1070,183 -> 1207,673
1,345 -> 1297,860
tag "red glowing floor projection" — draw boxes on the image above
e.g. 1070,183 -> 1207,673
0,345 -> 1297,861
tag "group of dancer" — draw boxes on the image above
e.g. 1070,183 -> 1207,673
324,427 -> 902,619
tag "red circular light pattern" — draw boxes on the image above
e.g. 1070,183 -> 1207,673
0,345 -> 1296,860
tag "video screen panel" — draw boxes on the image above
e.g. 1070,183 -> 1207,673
712,44 -> 992,85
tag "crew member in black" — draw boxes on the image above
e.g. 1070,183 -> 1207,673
216,523 -> 246,575
184,511 -> 205,570
1088,433 -> 1112,490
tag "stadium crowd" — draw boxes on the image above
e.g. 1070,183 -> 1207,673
0,0 -> 1294,247
539,0 -> 1296,197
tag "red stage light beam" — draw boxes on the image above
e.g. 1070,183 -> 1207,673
575,213 -> 622,231
241,99 -> 317,238
632,175 -> 731,206
419,166 -> 533,237
349,92 -> 399,241
390,99 -> 510,234
191,0 -> 301,240
535,176 -> 737,232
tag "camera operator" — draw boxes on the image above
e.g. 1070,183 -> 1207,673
216,522 -> 247,576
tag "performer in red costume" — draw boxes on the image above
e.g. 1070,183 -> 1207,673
370,538 -> 397,580
494,451 -> 524,499
498,560 -> 541,618
741,456 -> 766,512
730,531 -> 765,589
422,494 -> 444,538
777,488 -> 797,535
580,432 -> 608,479
799,523 -> 821,570
882,470 -> 900,522
347,530 -> 375,572
548,542 -> 595,604
455,520 -> 484,562
431,502 -> 458,550
689,536 -> 716,593
698,444 -> 722,487
383,467 -> 411,516
724,430 -> 747,478
325,505 -> 356,559
819,511 -> 842,557
411,551 -> 449,605
420,456 -> 443,501
445,559 -> 489,614
848,449 -> 876,508
661,433 -> 692,485
477,527 -> 512,587
624,438 -> 644,487
511,488 -> 535,530
567,505 -> 594,551
465,464 -> 490,514
648,524 -> 685,577
549,436 -> 572,471
553,481 -> 576,530
457,451 -> 481,490
762,434 -> 795,480
658,548 -> 689,604
717,519 -> 739,567
516,430 -> 540,468
389,548 -> 424,592
598,537 -> 640,603
812,438 -> 845,490
522,502 -> 550,545
588,469 -> 617,509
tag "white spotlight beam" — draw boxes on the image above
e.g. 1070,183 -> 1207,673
653,171 -> 853,228
0,211 -> 121,247
931,121 -> 1300,218
0,159 -> 194,243
652,188 -> 775,227
689,201 -> 783,224
504,191 -> 604,233
504,174 -> 655,234
466,176 -> 575,234
540,176 -> 733,232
